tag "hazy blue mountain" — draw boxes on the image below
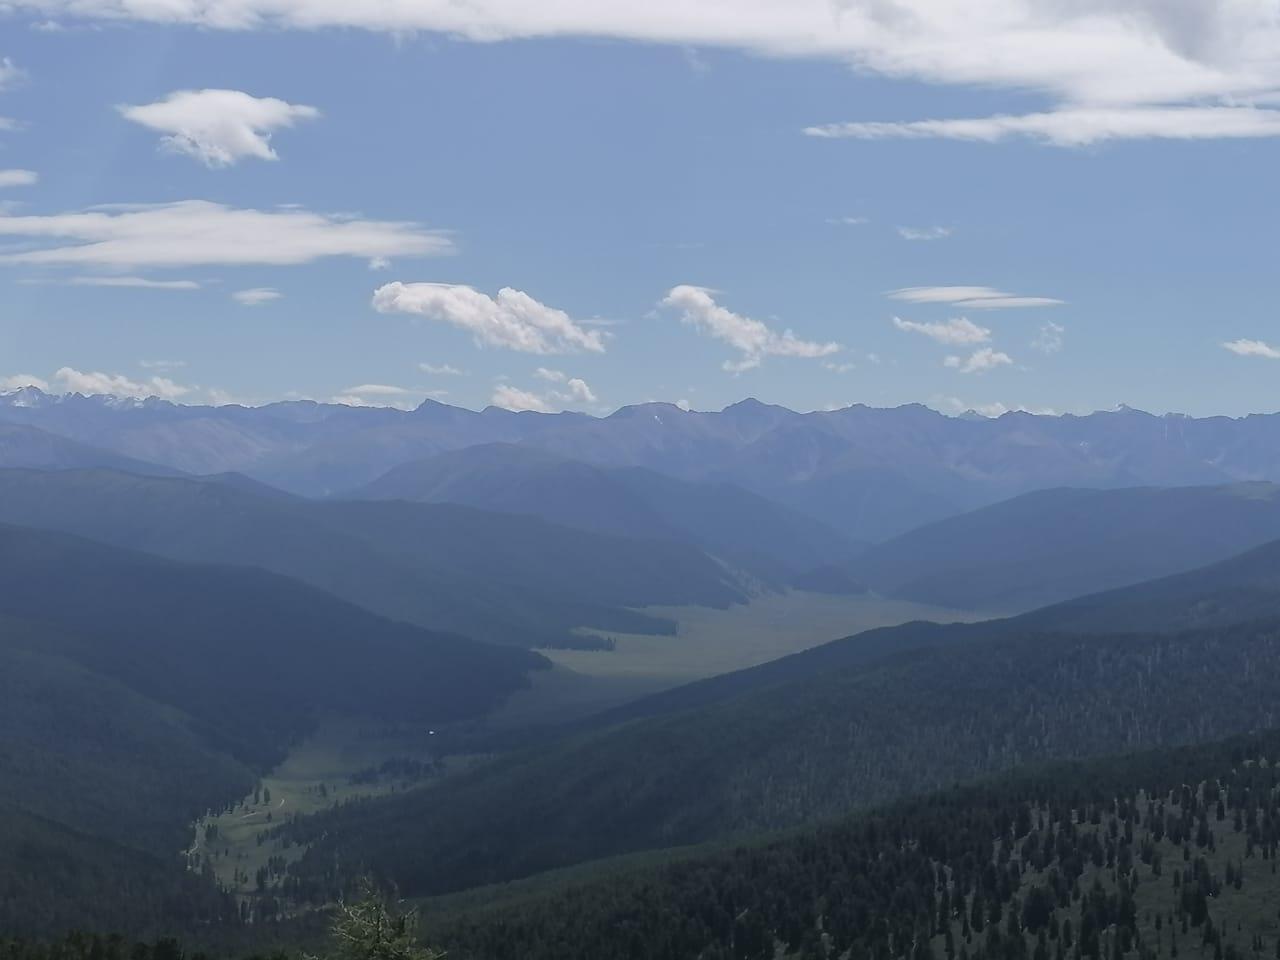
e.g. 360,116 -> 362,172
11,390 -> 1280,540
356,443 -> 864,586
853,482 -> 1280,612
0,468 -> 746,647
0,422 -> 179,475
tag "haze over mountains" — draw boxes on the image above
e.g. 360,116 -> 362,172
8,389 -> 1280,541
13,387 -> 1280,954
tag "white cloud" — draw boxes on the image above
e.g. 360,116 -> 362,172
372,282 -> 605,354
490,383 -> 552,413
806,107 -> 1280,147
21,4 -> 1280,144
419,362 -> 465,375
561,377 -> 596,404
938,396 -> 1057,417
892,316 -> 990,345
1,373 -> 50,391
896,225 -> 952,241
824,361 -> 855,374
661,284 -> 839,372
70,275 -> 200,289
887,286 -> 1064,309
232,287 -> 281,305
119,89 -> 319,167
369,256 -> 391,271
0,169 -> 37,188
1033,321 -> 1065,354
330,383 -> 435,409
0,57 -> 25,92
0,201 -> 449,268
1222,338 -> 1280,360
138,358 -> 187,370
54,366 -> 192,399
489,373 -> 597,410
826,216 -> 868,225
944,348 -> 1014,374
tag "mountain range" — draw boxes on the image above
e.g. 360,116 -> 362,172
9,389 -> 1280,540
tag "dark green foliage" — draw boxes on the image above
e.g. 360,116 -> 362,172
0,523 -> 542,937
275,619 -> 1280,899
414,730 -> 1280,960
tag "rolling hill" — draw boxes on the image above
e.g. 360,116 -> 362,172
853,482 -> 1280,612
0,468 -> 748,648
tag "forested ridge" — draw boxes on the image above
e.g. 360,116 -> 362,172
416,729 -> 1280,960
269,618 -> 1280,901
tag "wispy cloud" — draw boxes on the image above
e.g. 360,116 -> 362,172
54,366 -> 192,399
0,169 -> 37,188
892,316 -> 990,345
944,348 -> 1013,374
1033,321 -> 1065,354
661,284 -> 839,373
71,276 -> 200,290
374,282 -> 605,354
232,287 -> 281,305
896,225 -> 952,241
0,201 -> 451,268
1223,338 -> 1280,360
419,362 -> 465,376
887,286 -> 1064,310
806,107 -> 1280,147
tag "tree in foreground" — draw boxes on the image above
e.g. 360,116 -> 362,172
314,884 -> 444,960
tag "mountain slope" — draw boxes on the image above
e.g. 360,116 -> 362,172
596,528 -> 1280,731
275,615 -> 1280,900
853,482 -> 1280,612
0,422 -> 178,475
356,443 -> 863,586
0,523 -> 544,762
422,728 -> 1280,960
0,468 -> 747,647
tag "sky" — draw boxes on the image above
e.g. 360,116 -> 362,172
1,1 -> 1279,417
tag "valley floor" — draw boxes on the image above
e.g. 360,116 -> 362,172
490,590 -> 988,725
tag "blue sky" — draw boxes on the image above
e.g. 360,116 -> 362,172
2,2 -> 1279,417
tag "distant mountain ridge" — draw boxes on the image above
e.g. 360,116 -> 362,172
7,389 -> 1280,540
0,468 -> 747,648
852,481 -> 1280,612
356,443 -> 864,587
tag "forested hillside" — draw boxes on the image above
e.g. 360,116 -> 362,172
0,523 -> 543,935
270,617 -> 1280,902
420,729 -> 1280,960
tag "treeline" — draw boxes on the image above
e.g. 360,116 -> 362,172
417,729 -> 1280,960
270,619 -> 1280,900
